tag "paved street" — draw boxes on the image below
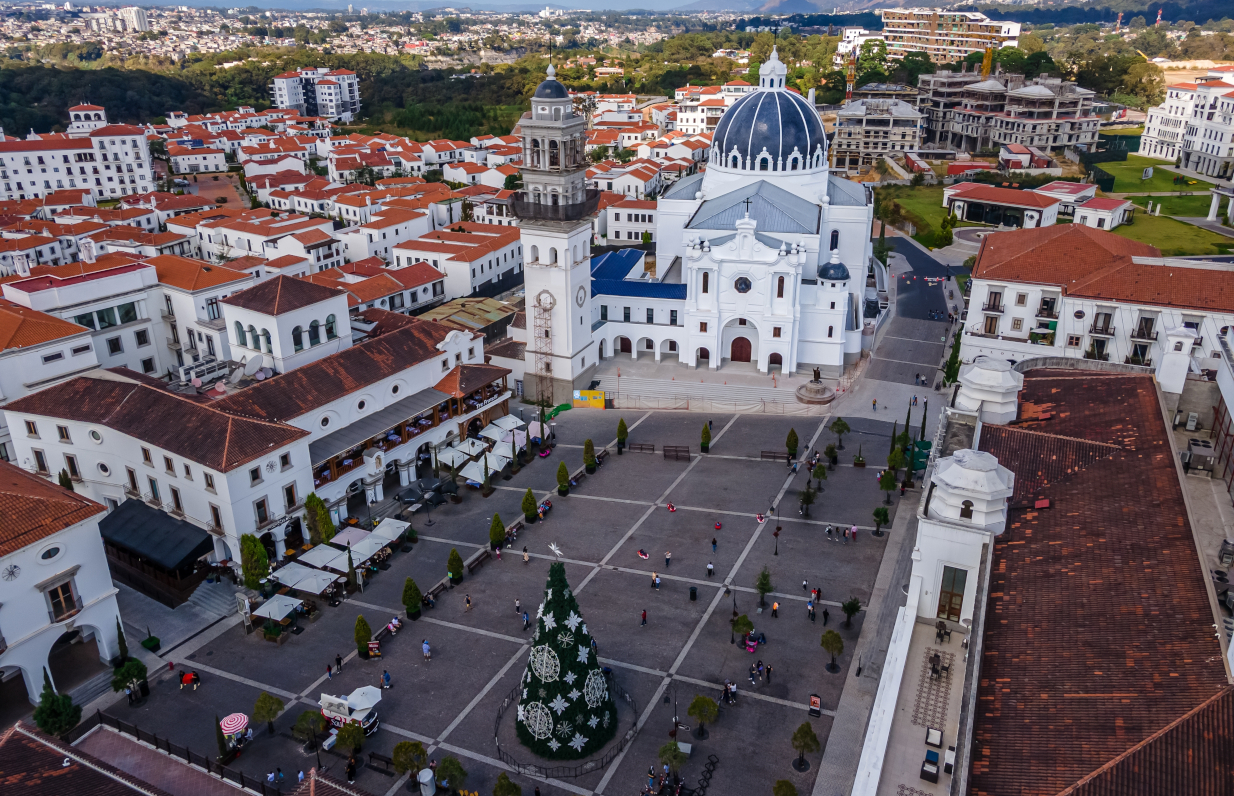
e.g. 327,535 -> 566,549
103,411 -> 904,796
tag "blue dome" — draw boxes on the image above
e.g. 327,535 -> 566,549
713,88 -> 827,171
534,79 -> 569,99
818,260 -> 850,281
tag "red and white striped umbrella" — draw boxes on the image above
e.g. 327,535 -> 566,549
219,713 -> 248,734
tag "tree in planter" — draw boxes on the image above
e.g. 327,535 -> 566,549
493,771 -> 522,796
403,578 -> 423,617
116,617 -> 128,662
304,492 -> 335,544
790,721 -> 820,771
583,438 -> 596,471
773,781 -> 798,796
354,615 -> 371,657
393,740 -> 429,777
701,422 -> 711,452
239,533 -> 268,590
215,715 -> 228,759
293,710 -> 325,744
786,428 -> 799,459
33,668 -> 80,735
58,469 -> 74,491
811,462 -> 826,490
556,461 -> 569,494
799,482 -> 816,516
731,613 -> 754,644
886,448 -> 906,480
842,597 -> 861,627
824,443 -> 838,468
447,548 -> 464,581
821,630 -> 844,672
490,513 -> 506,551
617,418 -> 628,451
872,506 -> 890,536
878,469 -> 897,504
436,755 -> 467,793
686,694 -> 718,739
829,417 -> 850,450
522,488 -> 538,522
755,565 -> 773,607
514,562 -> 617,759
252,691 -> 285,736
112,658 -> 147,696
853,444 -> 865,466
336,721 -> 365,754
658,741 -> 687,782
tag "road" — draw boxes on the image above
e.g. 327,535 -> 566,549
881,234 -> 956,322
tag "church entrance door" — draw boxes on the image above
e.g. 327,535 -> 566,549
730,337 -> 751,363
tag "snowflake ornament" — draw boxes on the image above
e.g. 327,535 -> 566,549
577,645 -> 590,664
549,695 -> 569,715
564,611 -> 582,631
563,671 -> 577,685
529,645 -> 561,682
567,688 -> 581,702
556,720 -> 573,737
517,704 -> 525,721
522,702 -> 554,740
542,612 -> 558,631
547,739 -> 560,751
568,732 -> 588,752
557,631 -> 574,648
583,670 -> 608,708
588,715 -> 600,729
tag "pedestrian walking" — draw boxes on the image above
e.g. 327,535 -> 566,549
806,600 -> 813,619
523,546 -> 529,564
267,771 -> 275,785
711,538 -> 717,553
345,757 -> 356,784
802,578 -> 808,592
757,660 -> 764,681
850,524 -> 859,544
326,663 -> 333,680
665,550 -> 671,567
515,598 -> 521,615
641,609 -> 647,626
823,607 -> 830,626
709,420 -> 713,432
422,639 -> 431,661
872,398 -> 878,411
842,527 -> 848,545
826,524 -> 833,541
277,768 -> 285,786
765,664 -> 773,685
298,770 -> 305,784
748,664 -> 757,685
771,600 -> 779,618
382,670 -> 391,689
522,611 -> 530,630
651,571 -> 658,588
707,561 -> 714,577
465,594 -> 472,611
335,654 -> 343,673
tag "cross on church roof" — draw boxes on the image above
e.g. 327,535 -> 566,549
742,196 -> 752,218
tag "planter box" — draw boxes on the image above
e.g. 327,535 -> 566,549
558,486 -> 569,497
406,609 -> 422,621
585,464 -> 596,474
854,461 -> 866,468
524,514 -> 537,525
700,444 -> 709,453
140,638 -> 161,653
449,575 -> 463,585
308,611 -> 322,623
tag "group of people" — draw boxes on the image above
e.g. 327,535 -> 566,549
825,524 -> 859,544
747,660 -> 773,686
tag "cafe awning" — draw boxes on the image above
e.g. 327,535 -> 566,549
479,424 -> 504,443
252,594 -> 302,621
345,537 -> 387,563
271,562 -> 339,595
296,545 -> 350,571
98,498 -> 213,572
309,386 -> 451,466
332,527 -> 371,548
371,518 -> 409,543
437,448 -> 471,468
453,438 -> 488,457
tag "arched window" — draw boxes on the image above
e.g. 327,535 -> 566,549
530,245 -> 539,262
758,155 -> 770,171
830,230 -> 839,250
248,326 -> 259,351
572,244 -> 579,263
292,326 -> 304,352
549,140 -> 559,168
308,321 -> 321,347
325,314 -> 337,340
788,153 -> 801,170
553,106 -> 562,121
827,325 -> 833,338
777,276 -> 785,298
260,328 -> 272,354
730,154 -> 741,168
701,272 -> 709,293
960,500 -> 974,519
234,322 -> 247,348
550,248 -> 558,264
531,139 -> 541,169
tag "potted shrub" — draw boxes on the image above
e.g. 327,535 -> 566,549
447,548 -> 464,584
354,614 -> 371,659
853,444 -> 866,468
584,439 -> 597,474
556,461 -> 569,496
824,443 -> 838,469
786,428 -> 799,460
403,577 -> 423,620
522,488 -> 537,524
700,422 -> 711,453
489,513 -> 506,551
140,626 -> 160,653
617,418 -> 628,454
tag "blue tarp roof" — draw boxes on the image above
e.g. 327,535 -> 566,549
590,249 -> 686,300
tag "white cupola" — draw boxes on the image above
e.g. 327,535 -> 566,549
1155,325 -> 1197,397
927,449 -> 1015,534
758,47 -> 789,89
955,355 -> 1024,425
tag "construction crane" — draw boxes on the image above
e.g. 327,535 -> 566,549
980,44 -> 994,79
845,51 -> 856,102
1115,12 -> 1122,32
1155,9 -> 1162,27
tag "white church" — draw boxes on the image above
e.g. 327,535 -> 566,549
513,50 -> 884,400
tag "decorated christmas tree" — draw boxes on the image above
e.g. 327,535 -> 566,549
516,562 -> 617,759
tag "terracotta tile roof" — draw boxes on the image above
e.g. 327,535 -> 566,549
287,768 -> 373,796
0,723 -> 174,796
485,337 -> 525,361
1077,197 -> 1130,211
0,461 -> 104,557
147,255 -> 250,292
388,261 -> 445,289
971,371 -> 1229,796
0,299 -> 89,349
979,424 -> 1120,506
433,363 -> 511,398
949,183 -> 1060,209
222,274 -> 344,315
6,373 -> 309,472
213,314 -> 468,422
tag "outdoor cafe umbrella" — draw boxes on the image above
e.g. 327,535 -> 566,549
458,460 -> 487,484
252,594 -> 302,622
481,451 -> 509,472
527,420 -> 547,441
436,447 -> 471,469
347,685 -> 383,712
478,423 -> 505,444
453,438 -> 488,457
220,713 -> 248,735
501,429 -> 528,448
279,568 -> 339,596
371,518 -> 409,543
492,414 -> 525,431
331,526 -> 371,548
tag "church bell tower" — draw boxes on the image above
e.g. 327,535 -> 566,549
514,65 -> 599,405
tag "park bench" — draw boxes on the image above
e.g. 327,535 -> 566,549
760,451 -> 789,462
373,624 -> 392,643
628,443 -> 655,454
367,751 -> 396,776
596,449 -> 609,465
663,445 -> 691,461
465,548 -> 491,574
505,517 -> 524,540
424,580 -> 448,605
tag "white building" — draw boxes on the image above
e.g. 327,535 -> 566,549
1072,196 -> 1133,230
221,275 -> 352,374
1141,66 -> 1234,165
168,145 -> 227,174
0,461 -> 123,706
392,224 -> 523,300
515,51 -> 881,402
0,112 -> 154,201
270,68 -> 361,123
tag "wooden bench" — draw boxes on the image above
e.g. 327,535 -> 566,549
596,449 -> 609,465
628,443 -> 655,454
505,518 -> 524,539
424,579 -> 448,606
465,548 -> 491,574
663,445 -> 691,461
374,625 -> 392,643
760,451 -> 789,462
367,751 -> 396,776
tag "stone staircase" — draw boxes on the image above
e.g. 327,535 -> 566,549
185,578 -> 241,622
67,669 -> 114,709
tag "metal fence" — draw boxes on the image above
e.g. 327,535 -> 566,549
64,710 -> 284,796
493,678 -> 639,779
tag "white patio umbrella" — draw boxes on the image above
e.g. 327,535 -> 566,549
437,447 -> 471,468
481,451 -> 509,472
347,685 -> 383,712
371,518 -> 409,543
478,424 -> 504,443
453,438 -> 488,456
492,414 -> 525,431
296,546 -> 349,571
252,594 -> 301,621
282,569 -> 339,596
527,421 -> 548,441
501,429 -> 528,447
458,460 -> 487,483
347,537 -> 387,564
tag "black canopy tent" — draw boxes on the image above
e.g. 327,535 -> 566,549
99,499 -> 215,607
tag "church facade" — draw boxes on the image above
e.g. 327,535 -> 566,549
516,51 -> 883,401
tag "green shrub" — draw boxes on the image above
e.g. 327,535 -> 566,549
354,615 -> 371,656
239,534 -> 268,590
402,578 -> 422,613
447,548 -> 464,579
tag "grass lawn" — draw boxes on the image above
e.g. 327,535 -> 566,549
875,185 -> 948,245
1112,214 -> 1233,256
1097,155 -> 1215,193
1125,194 -> 1217,217
1102,126 -> 1144,136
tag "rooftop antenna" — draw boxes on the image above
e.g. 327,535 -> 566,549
1154,9 -> 1162,27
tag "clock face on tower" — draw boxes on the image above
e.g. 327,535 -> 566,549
536,290 -> 557,310
576,286 -> 587,307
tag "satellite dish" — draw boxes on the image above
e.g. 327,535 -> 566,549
262,354 -> 274,369
254,371 -> 266,381
191,377 -> 202,387
228,367 -> 245,385
243,357 -> 262,377
215,381 -> 228,393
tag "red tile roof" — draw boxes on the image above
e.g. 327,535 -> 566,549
0,299 -> 89,349
0,723 -> 173,796
971,370 -> 1229,796
147,255 -> 250,292
949,183 -> 1060,209
222,274 -> 344,315
1077,196 -> 1130,211
0,460 -> 104,557
433,363 -> 511,398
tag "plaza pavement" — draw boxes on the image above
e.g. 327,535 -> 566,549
94,409 -> 909,796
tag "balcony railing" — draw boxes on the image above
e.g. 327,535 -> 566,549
981,302 -> 1004,314
511,188 -> 601,223
1083,349 -> 1110,361
1124,356 -> 1153,367
1035,306 -> 1059,320
1089,324 -> 1116,337
49,594 -> 84,624
1130,328 -> 1158,341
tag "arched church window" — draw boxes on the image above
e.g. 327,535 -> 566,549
960,500 -> 974,519
549,140 -> 559,168
260,328 -> 272,354
530,245 -> 539,262
235,322 -> 247,348
308,321 -> 321,347
777,276 -> 785,298
758,155 -> 770,171
830,230 -> 839,250
827,326 -> 833,338
731,154 -> 741,169
550,248 -> 558,264
292,326 -> 304,352
701,272 -> 709,293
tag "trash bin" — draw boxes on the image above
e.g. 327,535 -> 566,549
138,679 -> 150,698
417,767 -> 436,795
689,586 -> 697,602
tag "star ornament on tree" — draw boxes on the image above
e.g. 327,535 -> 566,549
564,611 -> 582,631
549,695 -> 569,715
549,542 -> 563,558
568,732 -> 588,752
577,645 -> 590,664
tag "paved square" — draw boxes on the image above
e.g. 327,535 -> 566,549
113,410 -> 902,796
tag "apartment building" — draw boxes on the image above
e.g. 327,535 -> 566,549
833,99 -> 924,171
607,198 -> 657,243
1141,66 -> 1234,163
0,115 -> 154,201
392,223 -> 522,300
168,145 -> 227,174
270,67 -> 361,122
881,8 -> 1020,64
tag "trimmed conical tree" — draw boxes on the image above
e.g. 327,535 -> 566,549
516,562 -> 617,759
